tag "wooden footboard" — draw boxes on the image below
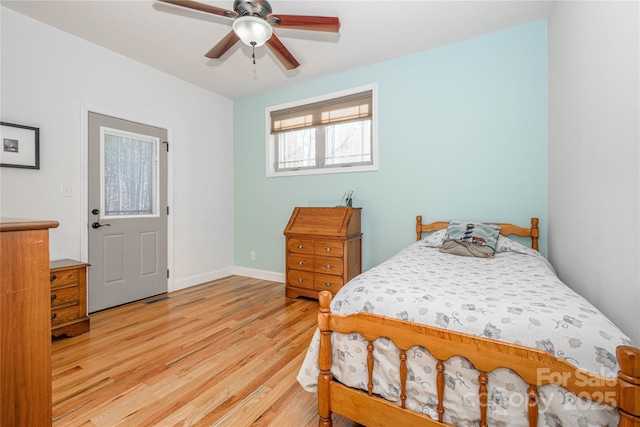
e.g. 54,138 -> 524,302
317,291 -> 640,427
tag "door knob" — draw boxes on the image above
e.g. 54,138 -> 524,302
91,222 -> 111,229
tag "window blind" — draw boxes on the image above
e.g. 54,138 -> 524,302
271,90 -> 372,134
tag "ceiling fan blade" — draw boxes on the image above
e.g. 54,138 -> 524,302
159,0 -> 238,18
266,34 -> 300,70
267,14 -> 340,32
205,31 -> 240,58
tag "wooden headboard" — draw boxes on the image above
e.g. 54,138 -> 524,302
415,216 -> 540,251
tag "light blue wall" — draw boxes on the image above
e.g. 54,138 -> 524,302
234,20 -> 548,274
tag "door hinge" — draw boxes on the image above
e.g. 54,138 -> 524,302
167,206 -> 170,215
167,269 -> 170,279
163,141 -> 169,152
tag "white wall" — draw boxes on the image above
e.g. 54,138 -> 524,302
0,7 -> 235,292
548,1 -> 640,344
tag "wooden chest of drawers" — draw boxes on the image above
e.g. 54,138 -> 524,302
50,259 -> 91,337
284,207 -> 362,299
1,217 -> 58,426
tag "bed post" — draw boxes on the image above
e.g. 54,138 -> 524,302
416,215 -> 423,241
530,218 -> 539,251
318,291 -> 334,427
617,346 -> 640,426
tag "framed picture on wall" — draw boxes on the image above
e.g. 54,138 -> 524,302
0,121 -> 40,169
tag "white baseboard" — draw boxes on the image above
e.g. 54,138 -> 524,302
232,266 -> 285,283
170,266 -> 284,292
170,267 -> 235,292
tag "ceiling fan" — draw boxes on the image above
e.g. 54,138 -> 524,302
159,0 -> 341,70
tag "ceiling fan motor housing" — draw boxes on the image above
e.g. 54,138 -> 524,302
233,0 -> 272,19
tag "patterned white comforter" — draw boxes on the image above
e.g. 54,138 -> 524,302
297,233 -> 633,426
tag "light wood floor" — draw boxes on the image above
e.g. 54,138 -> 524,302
52,276 -> 360,427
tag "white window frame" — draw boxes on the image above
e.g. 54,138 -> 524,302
265,83 -> 378,177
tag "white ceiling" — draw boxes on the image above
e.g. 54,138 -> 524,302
1,0 -> 554,100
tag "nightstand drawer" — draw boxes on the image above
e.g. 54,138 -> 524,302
315,240 -> 343,258
314,273 -> 344,293
51,304 -> 81,326
50,259 -> 91,337
288,238 -> 314,255
50,269 -> 79,288
287,270 -> 314,290
50,286 -> 79,308
314,256 -> 343,276
288,254 -> 314,272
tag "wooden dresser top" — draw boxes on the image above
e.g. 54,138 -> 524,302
50,258 -> 91,270
284,207 -> 361,238
0,217 -> 59,232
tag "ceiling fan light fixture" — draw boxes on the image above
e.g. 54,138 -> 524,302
232,16 -> 273,47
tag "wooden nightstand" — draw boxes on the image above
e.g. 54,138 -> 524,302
50,259 -> 91,337
284,207 -> 362,299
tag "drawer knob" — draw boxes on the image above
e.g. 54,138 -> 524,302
297,278 -> 304,282
51,294 -> 57,302
325,247 -> 331,252
297,261 -> 304,266
51,313 -> 57,320
297,244 -> 304,249
325,283 -> 332,287
50,275 -> 57,282
325,264 -> 332,269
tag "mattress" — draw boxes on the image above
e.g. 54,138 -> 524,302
297,232 -> 633,426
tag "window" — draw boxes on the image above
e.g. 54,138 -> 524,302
266,84 -> 378,177
101,127 -> 159,218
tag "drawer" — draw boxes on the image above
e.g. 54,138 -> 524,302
315,240 -> 343,258
50,269 -> 79,288
287,254 -> 314,272
287,270 -> 314,290
51,286 -> 79,308
288,238 -> 314,255
314,273 -> 344,294
314,256 -> 344,276
51,303 -> 81,326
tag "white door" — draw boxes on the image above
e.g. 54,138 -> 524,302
88,112 -> 168,312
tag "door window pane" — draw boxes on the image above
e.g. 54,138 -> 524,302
103,130 -> 158,216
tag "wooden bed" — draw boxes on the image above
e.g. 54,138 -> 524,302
316,216 -> 640,427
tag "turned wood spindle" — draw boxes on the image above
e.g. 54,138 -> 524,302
318,291 -> 334,427
436,359 -> 445,423
617,346 -> 640,427
367,340 -> 374,396
400,350 -> 408,409
527,384 -> 539,427
479,371 -> 488,427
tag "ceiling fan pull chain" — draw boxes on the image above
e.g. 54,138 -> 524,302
251,41 -> 257,65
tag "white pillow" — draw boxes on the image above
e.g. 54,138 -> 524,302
495,235 -> 537,256
420,229 -> 447,247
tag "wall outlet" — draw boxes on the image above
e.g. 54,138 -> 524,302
250,251 -> 256,261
